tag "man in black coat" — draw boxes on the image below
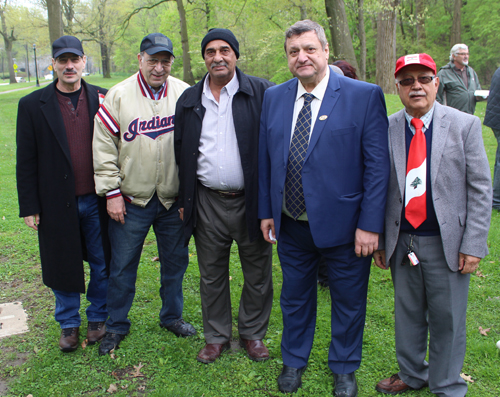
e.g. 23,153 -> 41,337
174,29 -> 274,364
16,36 -> 110,352
484,66 -> 500,210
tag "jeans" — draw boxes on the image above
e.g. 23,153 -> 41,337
106,195 -> 188,335
53,193 -> 108,329
493,129 -> 500,209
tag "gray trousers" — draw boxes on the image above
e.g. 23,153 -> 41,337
193,184 -> 273,344
391,233 -> 469,397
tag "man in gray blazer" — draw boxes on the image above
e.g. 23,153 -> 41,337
373,53 -> 492,397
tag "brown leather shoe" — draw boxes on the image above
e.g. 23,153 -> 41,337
87,321 -> 106,344
59,327 -> 79,352
239,338 -> 270,361
376,374 -> 411,395
196,342 -> 231,364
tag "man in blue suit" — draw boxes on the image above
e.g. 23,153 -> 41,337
258,20 -> 390,396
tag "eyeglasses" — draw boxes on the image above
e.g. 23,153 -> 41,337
145,58 -> 173,67
456,52 -> 469,56
398,76 -> 436,86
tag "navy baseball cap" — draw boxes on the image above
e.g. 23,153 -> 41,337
52,36 -> 84,59
140,33 -> 175,57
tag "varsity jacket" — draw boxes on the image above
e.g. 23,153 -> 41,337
437,61 -> 481,115
93,71 -> 189,209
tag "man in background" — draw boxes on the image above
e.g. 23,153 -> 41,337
437,43 -> 481,114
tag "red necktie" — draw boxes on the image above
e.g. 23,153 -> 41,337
405,118 -> 427,228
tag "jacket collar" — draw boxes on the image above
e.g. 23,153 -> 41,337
182,67 -> 253,107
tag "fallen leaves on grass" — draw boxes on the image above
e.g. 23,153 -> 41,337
479,326 -> 491,336
109,348 -> 116,359
132,362 -> 144,378
475,270 -> 486,278
151,257 -> 159,262
107,383 -> 118,393
111,371 -> 120,381
460,373 -> 474,383
81,339 -> 88,349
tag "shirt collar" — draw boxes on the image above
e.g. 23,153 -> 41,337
203,72 -> 240,101
404,102 -> 436,133
295,66 -> 330,102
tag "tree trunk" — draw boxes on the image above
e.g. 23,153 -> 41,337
47,0 -> 63,45
62,0 -> 76,34
357,0 -> 366,81
0,2 -> 16,83
324,0 -> 359,71
99,34 -> 111,78
450,0 -> 461,46
376,0 -> 399,94
176,0 -> 194,85
415,0 -> 426,46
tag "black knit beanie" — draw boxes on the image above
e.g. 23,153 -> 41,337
201,28 -> 240,59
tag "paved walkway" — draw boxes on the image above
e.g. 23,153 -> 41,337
0,81 -> 50,94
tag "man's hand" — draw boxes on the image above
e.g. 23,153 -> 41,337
24,214 -> 40,231
260,218 -> 276,244
107,196 -> 127,224
458,253 -> 481,274
373,250 -> 388,269
179,207 -> 184,221
354,228 -> 379,257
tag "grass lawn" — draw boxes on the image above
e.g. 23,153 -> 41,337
0,75 -> 499,396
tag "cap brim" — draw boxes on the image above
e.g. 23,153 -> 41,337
53,48 -> 84,59
144,46 -> 175,57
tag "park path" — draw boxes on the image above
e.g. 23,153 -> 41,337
0,81 -> 50,95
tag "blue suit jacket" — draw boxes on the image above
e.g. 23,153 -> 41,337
258,72 -> 390,248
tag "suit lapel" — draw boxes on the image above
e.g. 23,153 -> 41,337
430,103 -> 450,186
390,110 -> 407,198
283,80 -> 297,165
304,75 -> 340,163
40,81 -> 72,165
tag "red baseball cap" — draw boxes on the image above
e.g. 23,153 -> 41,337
394,53 -> 436,77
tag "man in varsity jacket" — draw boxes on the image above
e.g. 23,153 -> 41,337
93,33 -> 195,355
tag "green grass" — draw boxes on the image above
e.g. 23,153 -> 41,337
0,85 -> 499,396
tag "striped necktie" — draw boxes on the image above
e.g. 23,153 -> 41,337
285,93 -> 315,220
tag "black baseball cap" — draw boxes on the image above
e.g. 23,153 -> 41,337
52,35 -> 84,59
140,33 -> 175,57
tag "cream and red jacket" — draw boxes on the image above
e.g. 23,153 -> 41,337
93,71 -> 189,209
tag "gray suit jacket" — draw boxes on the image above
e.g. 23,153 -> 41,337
382,102 -> 492,271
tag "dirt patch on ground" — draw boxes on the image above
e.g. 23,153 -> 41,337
0,347 -> 29,396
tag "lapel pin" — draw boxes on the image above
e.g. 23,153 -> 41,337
319,115 -> 328,121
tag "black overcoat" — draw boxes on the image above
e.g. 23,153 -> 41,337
174,67 -> 274,246
16,79 -> 110,293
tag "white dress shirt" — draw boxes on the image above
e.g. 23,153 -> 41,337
197,73 -> 245,191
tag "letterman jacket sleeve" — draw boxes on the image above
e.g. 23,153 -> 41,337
93,88 -> 123,198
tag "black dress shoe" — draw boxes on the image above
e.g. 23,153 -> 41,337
278,365 -> 306,393
333,372 -> 358,397
98,332 -> 126,356
160,318 -> 196,337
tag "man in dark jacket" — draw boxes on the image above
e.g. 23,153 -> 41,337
16,36 -> 110,352
484,66 -> 500,210
436,43 -> 481,115
174,29 -> 274,364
